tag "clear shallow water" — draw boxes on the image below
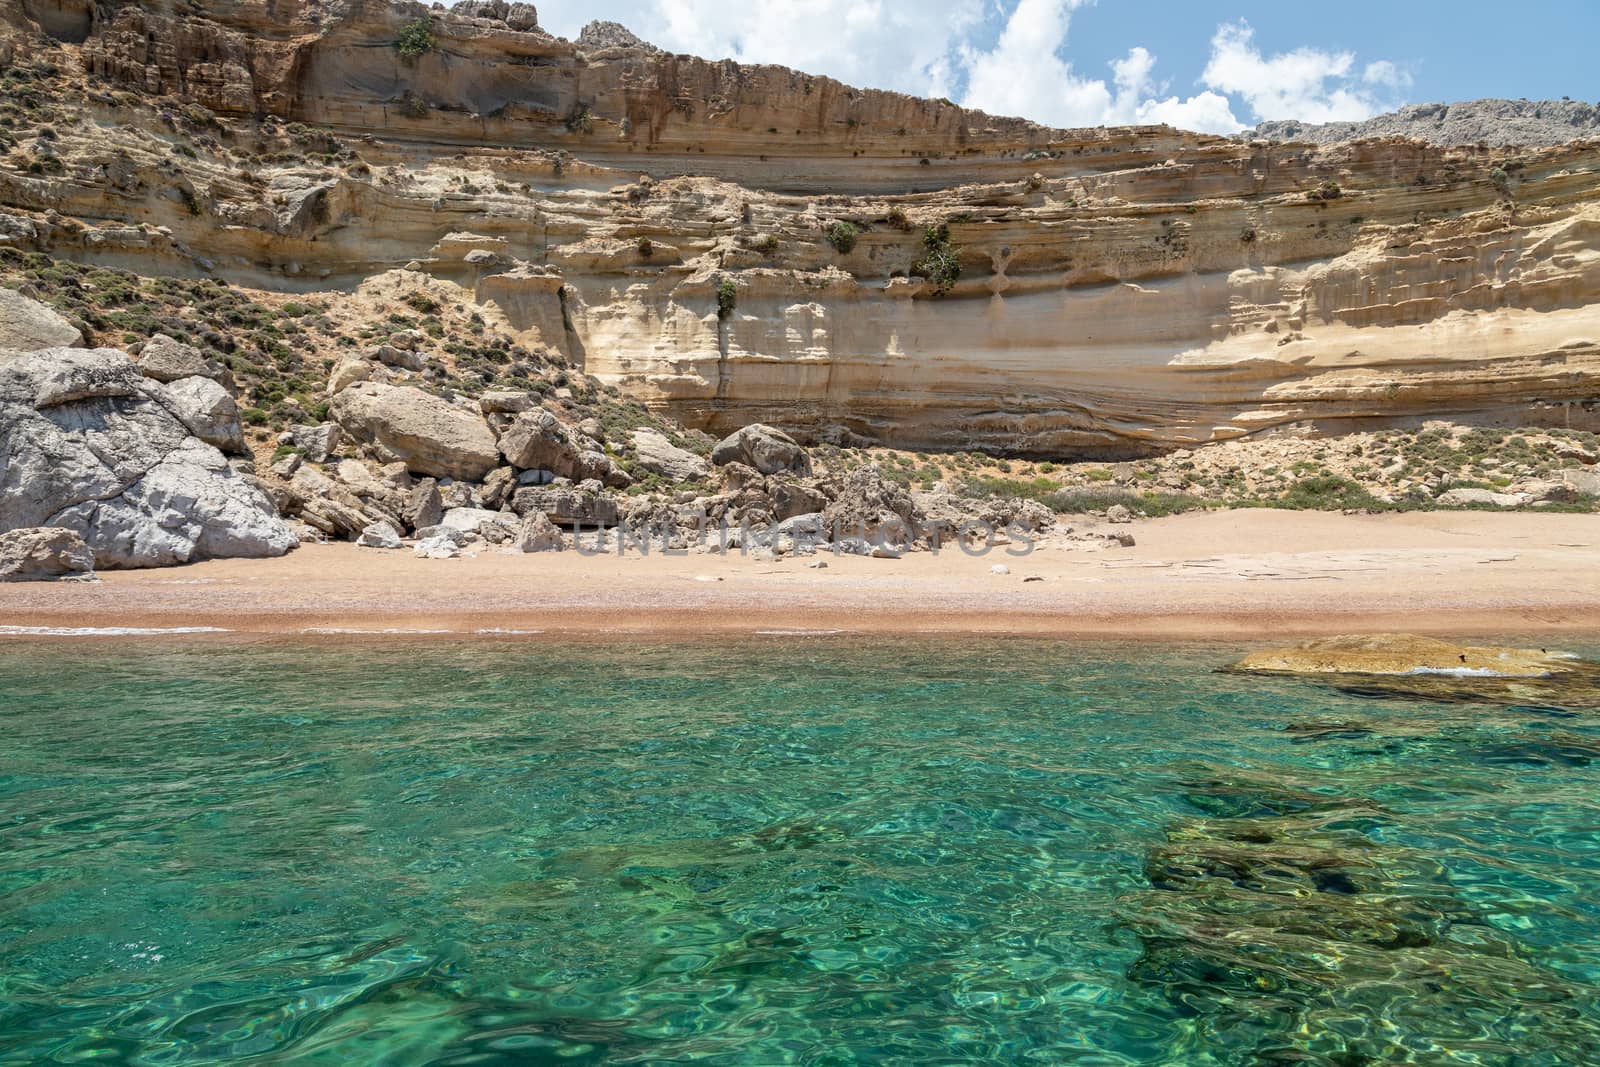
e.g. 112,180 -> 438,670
1,638 -> 1599,1066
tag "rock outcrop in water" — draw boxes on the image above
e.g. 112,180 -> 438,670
1231,634 -> 1575,677
1229,633 -> 1600,707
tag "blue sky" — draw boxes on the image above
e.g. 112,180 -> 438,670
516,0 -> 1598,133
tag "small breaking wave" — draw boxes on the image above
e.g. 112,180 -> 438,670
0,625 -> 233,637
1401,666 -> 1553,678
299,628 -> 455,636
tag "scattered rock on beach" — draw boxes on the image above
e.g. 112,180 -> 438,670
355,520 -> 403,549
517,511 -> 565,552
0,526 -> 95,581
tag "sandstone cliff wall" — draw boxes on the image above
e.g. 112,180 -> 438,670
2,0 -> 1598,455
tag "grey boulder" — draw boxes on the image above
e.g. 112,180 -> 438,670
160,375 -> 246,454
711,423 -> 811,476
134,334 -> 222,384
0,288 -> 80,353
517,511 -> 565,552
630,428 -> 710,482
356,520 -> 404,549
498,409 -> 581,474
290,422 -> 342,463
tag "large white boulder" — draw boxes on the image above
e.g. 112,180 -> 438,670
0,347 -> 296,568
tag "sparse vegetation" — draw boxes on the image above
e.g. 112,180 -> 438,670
395,17 -> 435,59
566,107 -> 594,135
717,277 -> 738,320
1306,179 -> 1343,202
637,236 -> 654,258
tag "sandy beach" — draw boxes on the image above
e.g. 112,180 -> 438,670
0,509 -> 1597,639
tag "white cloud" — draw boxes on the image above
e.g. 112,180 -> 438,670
537,0 -> 984,100
525,2 -> 1406,134
958,1 -> 1243,132
1200,21 -> 1403,124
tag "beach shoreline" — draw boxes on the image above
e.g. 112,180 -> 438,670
2,509 -> 1598,641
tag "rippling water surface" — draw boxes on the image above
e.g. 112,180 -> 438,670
3,637 -> 1600,1065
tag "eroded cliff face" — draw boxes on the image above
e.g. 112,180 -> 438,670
3,0 -> 1598,456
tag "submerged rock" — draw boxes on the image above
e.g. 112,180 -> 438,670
1124,793 -> 1600,1063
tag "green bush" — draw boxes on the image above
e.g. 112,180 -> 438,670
403,291 -> 440,314
716,277 -> 738,320
1043,488 -> 1207,517
912,225 -> 961,294
826,221 -> 858,254
396,18 -> 434,59
636,236 -> 654,258
1276,475 -> 1381,511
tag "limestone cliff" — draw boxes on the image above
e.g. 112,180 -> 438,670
1,0 -> 1598,457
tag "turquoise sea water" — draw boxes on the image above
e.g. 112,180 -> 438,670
2,637 -> 1600,1065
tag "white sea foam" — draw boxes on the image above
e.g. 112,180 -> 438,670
0,625 -> 233,637
1400,666 -> 1551,678
299,628 -> 455,635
